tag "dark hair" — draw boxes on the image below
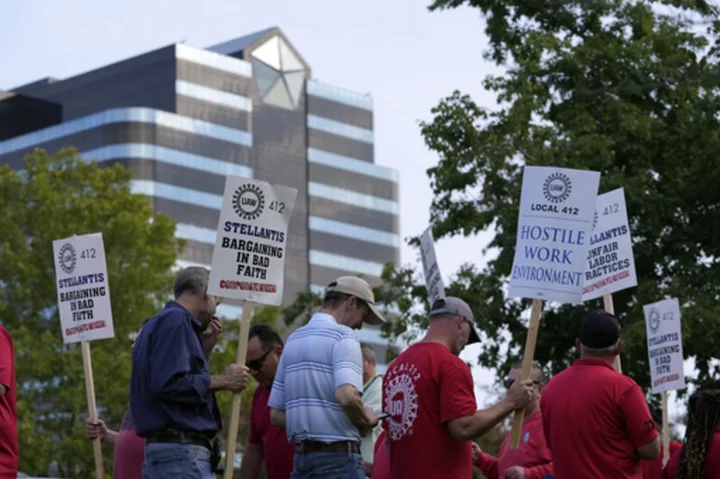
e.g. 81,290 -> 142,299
173,267 -> 210,298
676,389 -> 720,479
510,360 -> 547,384
248,324 -> 283,351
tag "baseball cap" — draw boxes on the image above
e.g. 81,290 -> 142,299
325,276 -> 386,326
429,297 -> 480,344
578,310 -> 621,349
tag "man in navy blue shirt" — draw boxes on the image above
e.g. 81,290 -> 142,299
131,266 -> 248,478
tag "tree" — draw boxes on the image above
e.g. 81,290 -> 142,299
0,148 -> 180,477
379,0 -> 720,398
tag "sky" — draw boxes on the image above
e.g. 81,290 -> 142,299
0,0 -> 690,434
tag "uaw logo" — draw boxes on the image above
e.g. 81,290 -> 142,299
384,367 -> 420,441
543,172 -> 572,203
58,243 -> 77,275
232,183 -> 265,221
647,307 -> 661,335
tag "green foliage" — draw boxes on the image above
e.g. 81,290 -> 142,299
0,148 -> 180,476
381,0 -> 720,400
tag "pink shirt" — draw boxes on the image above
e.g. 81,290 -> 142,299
114,409 -> 144,479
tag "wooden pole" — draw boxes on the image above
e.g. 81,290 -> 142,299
662,391 -> 670,467
509,299 -> 543,449
603,294 -> 623,374
223,302 -> 255,479
81,341 -> 105,479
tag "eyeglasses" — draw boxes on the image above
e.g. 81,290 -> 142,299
504,378 -> 543,389
246,349 -> 273,371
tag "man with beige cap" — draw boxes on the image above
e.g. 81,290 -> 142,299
268,276 -> 385,479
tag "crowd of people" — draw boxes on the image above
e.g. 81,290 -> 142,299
0,266 -> 719,478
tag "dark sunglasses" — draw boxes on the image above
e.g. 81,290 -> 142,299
504,378 -> 543,389
246,349 -> 273,371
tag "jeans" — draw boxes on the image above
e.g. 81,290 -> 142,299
142,443 -> 214,479
291,451 -> 365,479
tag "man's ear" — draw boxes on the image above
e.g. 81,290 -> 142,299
575,338 -> 582,353
615,339 -> 624,355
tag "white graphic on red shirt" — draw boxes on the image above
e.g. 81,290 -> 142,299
384,362 -> 420,441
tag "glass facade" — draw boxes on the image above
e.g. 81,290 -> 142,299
175,44 -> 253,78
175,80 -> 253,112
131,180 -> 223,209
309,216 -> 399,247
307,114 -> 374,144
82,144 -> 253,178
309,250 -> 385,277
307,148 -> 398,182
307,80 -> 373,111
308,182 -> 399,215
175,223 -> 217,245
0,107 -> 252,156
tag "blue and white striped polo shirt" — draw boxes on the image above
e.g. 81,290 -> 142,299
268,312 -> 363,444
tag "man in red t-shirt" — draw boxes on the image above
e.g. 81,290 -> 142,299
383,297 -> 534,479
642,408 -> 681,479
541,310 -> 660,478
662,388 -> 720,479
238,325 -> 294,479
0,325 -> 17,479
474,361 -> 553,479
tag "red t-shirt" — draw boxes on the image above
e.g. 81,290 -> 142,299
642,441 -> 681,479
249,384 -> 295,479
541,358 -> 659,479
662,431 -> 720,479
372,430 -> 391,479
382,342 -> 477,479
114,409 -> 144,479
474,411 -> 553,479
0,326 -> 18,478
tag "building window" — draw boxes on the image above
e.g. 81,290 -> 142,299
308,182 -> 398,215
308,148 -> 397,182
307,80 -> 373,111
309,216 -> 399,247
307,115 -> 374,144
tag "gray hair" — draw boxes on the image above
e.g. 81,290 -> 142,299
510,360 -> 547,384
580,340 -> 620,358
360,343 -> 376,364
173,267 -> 210,298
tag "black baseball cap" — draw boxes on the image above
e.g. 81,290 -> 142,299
578,310 -> 621,349
430,297 -> 480,344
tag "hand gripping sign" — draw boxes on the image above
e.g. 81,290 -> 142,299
507,166 -> 600,449
207,175 -> 297,479
53,232 -> 114,478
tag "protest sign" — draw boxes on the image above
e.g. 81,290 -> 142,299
208,176 -> 297,306
508,166 -> 601,304
644,298 -> 685,394
508,166 -> 600,449
582,188 -> 637,301
52,233 -> 114,344
420,228 -> 445,305
207,176 -> 297,479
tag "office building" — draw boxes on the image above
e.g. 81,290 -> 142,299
0,27 -> 400,369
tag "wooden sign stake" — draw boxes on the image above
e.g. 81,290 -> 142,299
223,302 -> 255,479
81,341 -> 105,479
662,391 -> 670,467
602,294 -> 623,374
509,299 -> 543,449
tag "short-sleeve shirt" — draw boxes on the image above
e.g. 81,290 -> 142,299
249,385 -> 295,479
268,312 -> 363,443
113,409 -> 145,479
0,326 -> 17,478
541,358 -> 659,479
662,431 -> 720,479
382,342 -> 477,479
642,441 -> 680,479
474,411 -> 553,479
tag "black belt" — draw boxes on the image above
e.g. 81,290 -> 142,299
297,440 -> 360,454
145,429 -> 213,451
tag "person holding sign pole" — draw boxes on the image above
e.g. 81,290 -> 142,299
0,325 -> 17,479
268,276 -> 385,479
662,389 -> 720,479
473,361 -> 553,479
130,267 -> 249,479
541,310 -> 660,478
382,297 -> 534,479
